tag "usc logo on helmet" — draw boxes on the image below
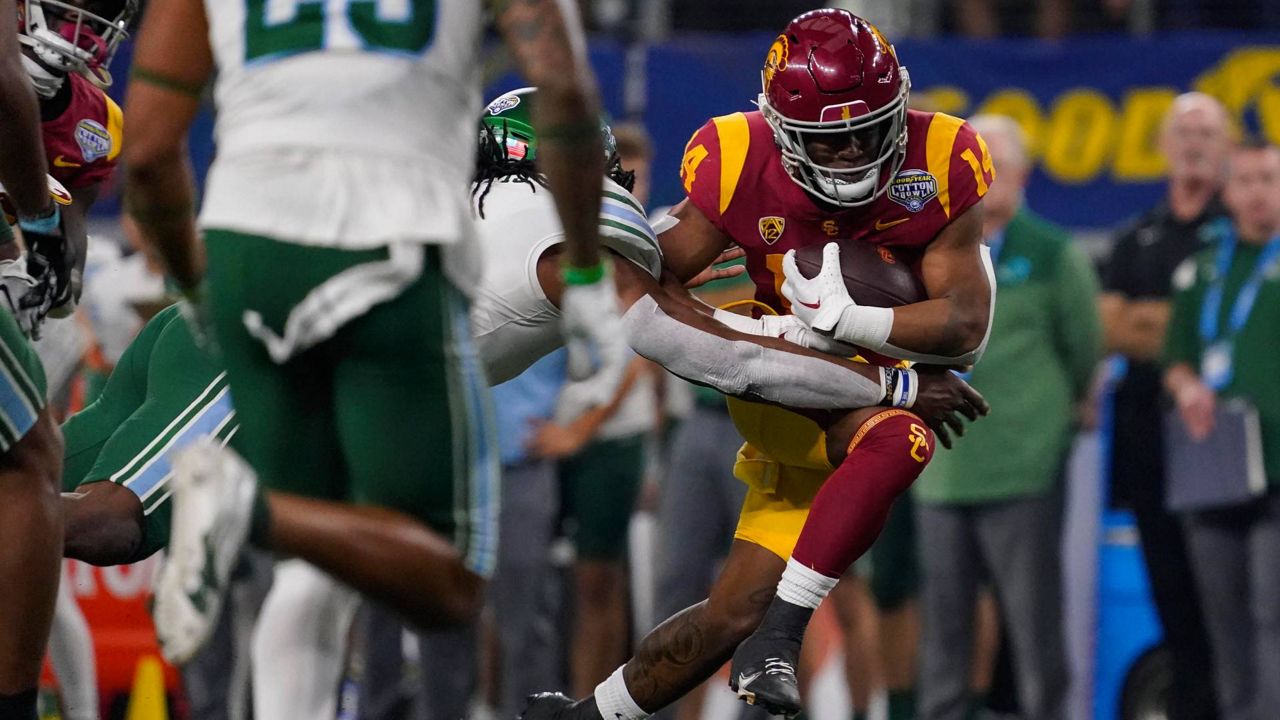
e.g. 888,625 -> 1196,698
763,34 -> 790,90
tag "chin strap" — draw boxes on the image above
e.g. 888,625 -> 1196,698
21,54 -> 64,98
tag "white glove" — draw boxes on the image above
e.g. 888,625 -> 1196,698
559,266 -> 628,405
0,255 -> 53,339
779,320 -> 863,357
781,243 -> 894,350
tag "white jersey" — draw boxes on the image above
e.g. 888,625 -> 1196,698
471,177 -> 660,384
198,1 -> 483,250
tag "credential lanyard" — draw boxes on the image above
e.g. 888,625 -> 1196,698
1197,229 -> 1280,389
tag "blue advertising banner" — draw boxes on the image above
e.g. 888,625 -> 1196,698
102,32 -> 1280,232
630,32 -> 1280,229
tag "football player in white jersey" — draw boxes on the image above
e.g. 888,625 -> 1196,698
119,0 -> 629,684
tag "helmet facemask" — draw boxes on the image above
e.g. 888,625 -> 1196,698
20,0 -> 133,85
759,68 -> 911,208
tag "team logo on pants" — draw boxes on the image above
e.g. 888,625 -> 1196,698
909,423 -> 930,463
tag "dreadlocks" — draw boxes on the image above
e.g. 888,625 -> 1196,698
472,120 -> 640,220
472,122 -> 547,219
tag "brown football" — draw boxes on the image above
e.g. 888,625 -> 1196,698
791,239 -> 926,308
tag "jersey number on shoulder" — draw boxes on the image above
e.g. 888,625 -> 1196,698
244,0 -> 438,63
960,146 -> 994,197
681,144 -> 709,194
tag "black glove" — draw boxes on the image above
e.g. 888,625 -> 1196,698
18,204 -> 76,317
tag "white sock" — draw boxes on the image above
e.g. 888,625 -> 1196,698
594,666 -> 649,720
48,577 -> 99,720
252,560 -> 360,720
776,557 -> 839,610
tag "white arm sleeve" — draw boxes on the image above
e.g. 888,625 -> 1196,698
623,295 -> 887,410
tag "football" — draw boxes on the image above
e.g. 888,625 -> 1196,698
791,238 -> 927,308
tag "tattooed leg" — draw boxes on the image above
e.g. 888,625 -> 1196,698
621,540 -> 785,711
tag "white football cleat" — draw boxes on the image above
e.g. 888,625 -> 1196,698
152,437 -> 258,664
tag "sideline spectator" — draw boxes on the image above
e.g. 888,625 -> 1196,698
914,114 -> 1101,720
1164,138 -> 1280,720
536,354 -> 659,696
1101,91 -> 1231,720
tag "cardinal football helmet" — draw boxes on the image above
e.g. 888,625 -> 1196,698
19,0 -> 136,93
758,9 -> 911,207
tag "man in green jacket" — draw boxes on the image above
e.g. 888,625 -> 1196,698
1164,138 -> 1280,720
913,114 -> 1102,720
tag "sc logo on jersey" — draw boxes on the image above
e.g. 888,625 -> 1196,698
888,169 -> 938,213
758,216 -> 785,245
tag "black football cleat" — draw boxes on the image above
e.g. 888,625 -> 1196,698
728,611 -> 805,717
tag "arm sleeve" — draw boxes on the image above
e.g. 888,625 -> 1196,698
624,295 -> 887,410
1052,241 -> 1104,401
1163,257 -> 1204,369
60,305 -> 176,488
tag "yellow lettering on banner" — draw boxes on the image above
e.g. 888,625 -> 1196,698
975,89 -> 1045,158
919,86 -> 972,117
1041,89 -> 1117,184
1194,48 -> 1280,144
1112,88 -> 1177,181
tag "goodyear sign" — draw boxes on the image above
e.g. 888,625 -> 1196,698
139,31 -> 1280,232
631,32 -> 1280,229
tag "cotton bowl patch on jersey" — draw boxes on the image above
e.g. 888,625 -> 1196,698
75,119 -> 112,162
888,169 -> 938,213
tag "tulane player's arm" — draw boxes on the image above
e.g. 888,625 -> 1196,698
121,0 -> 213,292
604,256 -> 978,415
0,0 -> 53,221
495,0 -> 605,271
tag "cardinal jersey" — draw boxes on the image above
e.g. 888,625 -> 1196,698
42,72 -> 122,191
200,1 -> 484,252
681,109 -> 993,313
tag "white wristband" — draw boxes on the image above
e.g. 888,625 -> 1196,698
832,305 -> 894,350
889,368 -> 919,409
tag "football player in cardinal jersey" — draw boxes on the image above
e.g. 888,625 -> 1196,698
523,9 -> 996,720
5,0 -> 134,318
54,85 -> 984,716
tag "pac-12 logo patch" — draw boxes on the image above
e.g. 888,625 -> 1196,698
75,119 -> 112,162
485,94 -> 521,116
888,169 -> 938,213
758,216 -> 785,245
